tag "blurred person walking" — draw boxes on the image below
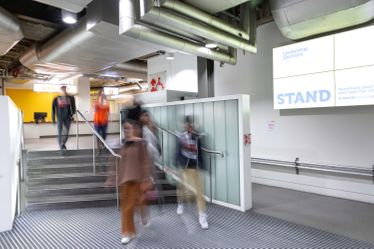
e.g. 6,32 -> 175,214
140,110 -> 161,161
93,89 -> 110,150
52,85 -> 76,152
106,119 -> 152,245
176,116 -> 208,229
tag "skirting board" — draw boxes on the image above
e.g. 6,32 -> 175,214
252,168 -> 374,204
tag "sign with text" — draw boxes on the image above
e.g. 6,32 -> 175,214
273,35 -> 334,79
273,25 -> 374,109
33,84 -> 77,94
274,72 -> 334,109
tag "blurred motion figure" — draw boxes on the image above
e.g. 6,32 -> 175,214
106,119 -> 152,245
176,115 -> 208,229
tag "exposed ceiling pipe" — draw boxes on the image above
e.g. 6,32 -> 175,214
0,6 -> 24,56
119,0 -> 238,64
32,0 -> 93,13
112,61 -> 147,73
142,7 -> 257,53
161,0 -> 249,40
123,24 -> 237,65
240,1 -> 257,47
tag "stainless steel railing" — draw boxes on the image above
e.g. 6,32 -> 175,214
75,110 -> 121,209
17,110 -> 25,216
252,157 -> 374,180
155,125 -> 224,202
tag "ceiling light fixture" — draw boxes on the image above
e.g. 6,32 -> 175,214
205,42 -> 218,49
166,52 -> 175,60
61,10 -> 77,24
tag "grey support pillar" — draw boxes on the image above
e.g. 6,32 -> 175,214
197,57 -> 214,98
1,78 -> 4,95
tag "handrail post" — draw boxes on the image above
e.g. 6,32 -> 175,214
116,157 -> 119,211
76,114 -> 79,149
209,154 -> 213,203
294,157 -> 300,175
92,134 -> 96,175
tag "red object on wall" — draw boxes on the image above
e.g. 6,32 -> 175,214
244,133 -> 251,146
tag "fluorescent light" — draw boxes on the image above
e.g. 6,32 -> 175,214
61,10 -> 77,24
166,52 -> 174,60
205,42 -> 218,49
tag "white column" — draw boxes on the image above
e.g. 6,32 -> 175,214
0,97 -> 20,232
75,76 -> 91,119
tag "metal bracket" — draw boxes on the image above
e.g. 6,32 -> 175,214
294,157 -> 300,175
372,165 -> 374,184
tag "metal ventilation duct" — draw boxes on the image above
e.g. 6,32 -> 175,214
20,0 -> 163,75
0,6 -> 24,56
119,0 -> 260,65
178,0 -> 250,14
142,7 -> 257,53
270,0 -> 374,40
32,0 -> 93,13
96,61 -> 148,80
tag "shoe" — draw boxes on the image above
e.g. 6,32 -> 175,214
199,213 -> 208,229
143,220 -> 150,227
62,144 -> 67,150
177,204 -> 184,215
121,234 -> 135,244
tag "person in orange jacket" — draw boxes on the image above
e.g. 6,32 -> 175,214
93,89 -> 110,149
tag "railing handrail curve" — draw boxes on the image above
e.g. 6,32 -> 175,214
155,125 -> 224,157
76,110 -> 121,158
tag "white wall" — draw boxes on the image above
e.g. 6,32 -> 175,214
215,22 -> 374,203
148,53 -> 198,92
0,97 -> 20,232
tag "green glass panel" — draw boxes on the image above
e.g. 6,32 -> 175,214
225,100 -> 240,205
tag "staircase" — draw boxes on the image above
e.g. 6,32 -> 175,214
25,149 -> 178,210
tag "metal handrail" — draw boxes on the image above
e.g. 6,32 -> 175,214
17,110 -> 24,216
156,124 -> 224,202
155,125 -> 225,157
76,110 -> 121,158
75,110 -> 121,210
201,147 -> 224,157
252,157 -> 373,178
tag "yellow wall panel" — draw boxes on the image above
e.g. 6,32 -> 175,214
6,89 -> 58,122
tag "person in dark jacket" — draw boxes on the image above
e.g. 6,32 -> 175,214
52,85 -> 76,151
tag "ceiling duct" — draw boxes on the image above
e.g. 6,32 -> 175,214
20,0 -> 164,75
141,6 -> 257,53
96,61 -> 148,80
270,0 -> 374,40
160,0 -> 250,40
32,0 -> 93,13
119,0 -> 258,64
178,0 -> 250,14
0,6 -> 24,56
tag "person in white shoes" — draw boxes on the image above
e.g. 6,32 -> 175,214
176,116 -> 208,230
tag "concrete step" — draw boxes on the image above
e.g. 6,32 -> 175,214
27,154 -> 115,166
27,167 -> 167,182
26,179 -> 176,197
28,148 -> 120,157
27,163 -> 114,175
26,191 -> 179,210
26,172 -> 110,186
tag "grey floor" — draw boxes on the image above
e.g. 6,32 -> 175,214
1,203 -> 373,249
252,184 -> 374,245
19,137 -> 374,247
